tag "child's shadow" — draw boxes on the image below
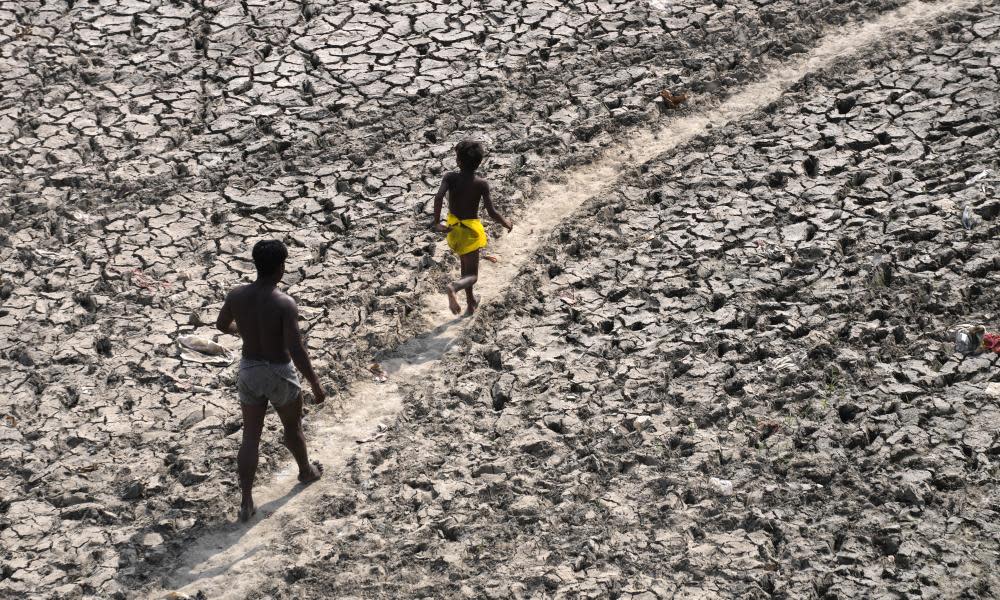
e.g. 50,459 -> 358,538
379,316 -> 466,374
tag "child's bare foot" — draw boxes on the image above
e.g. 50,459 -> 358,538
464,297 -> 479,316
446,285 -> 461,315
298,461 -> 323,484
238,497 -> 256,523
483,254 -> 499,263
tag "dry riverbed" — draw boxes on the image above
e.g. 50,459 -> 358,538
3,0 -> 997,598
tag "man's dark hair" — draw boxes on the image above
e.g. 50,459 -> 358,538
455,140 -> 485,172
252,239 -> 288,277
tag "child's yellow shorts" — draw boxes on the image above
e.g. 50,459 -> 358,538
446,214 -> 488,256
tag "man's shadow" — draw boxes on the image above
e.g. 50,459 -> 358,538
162,476 -> 311,589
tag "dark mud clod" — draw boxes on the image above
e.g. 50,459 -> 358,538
834,96 -> 856,114
803,155 -> 819,177
484,349 -> 503,370
94,336 -> 112,357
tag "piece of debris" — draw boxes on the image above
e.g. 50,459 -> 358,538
961,205 -> 980,230
177,335 -> 232,365
954,325 -> 1000,355
127,268 -> 170,291
967,169 -> 991,184
369,362 -> 388,382
659,89 -> 689,109
178,335 -> 227,356
163,591 -> 206,600
709,477 -> 734,496
356,423 -> 390,444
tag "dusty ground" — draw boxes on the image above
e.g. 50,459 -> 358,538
247,5 -> 1000,600
2,0 -> 998,598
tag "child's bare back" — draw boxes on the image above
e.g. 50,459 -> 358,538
442,171 -> 487,219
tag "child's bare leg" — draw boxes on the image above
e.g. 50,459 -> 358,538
459,251 -> 480,315
448,251 -> 479,315
464,285 -> 479,315
446,283 -> 461,315
451,252 -> 479,293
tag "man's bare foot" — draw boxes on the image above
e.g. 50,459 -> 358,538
464,297 -> 479,316
298,461 -> 323,484
446,285 -> 461,315
238,498 -> 256,523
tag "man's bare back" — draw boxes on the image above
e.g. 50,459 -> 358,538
220,283 -> 296,363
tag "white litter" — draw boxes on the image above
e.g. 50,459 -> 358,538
709,477 -> 735,496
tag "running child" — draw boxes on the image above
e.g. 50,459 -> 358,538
432,140 -> 512,315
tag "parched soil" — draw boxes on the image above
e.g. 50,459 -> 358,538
246,6 -> 1000,599
2,0 -> 997,599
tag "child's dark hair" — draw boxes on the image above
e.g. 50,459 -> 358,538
252,239 -> 288,276
455,140 -> 485,172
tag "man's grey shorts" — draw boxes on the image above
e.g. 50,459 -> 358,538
237,359 -> 301,408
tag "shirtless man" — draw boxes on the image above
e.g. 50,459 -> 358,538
216,240 -> 324,522
432,140 -> 512,315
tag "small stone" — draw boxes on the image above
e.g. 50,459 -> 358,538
709,477 -> 734,496
178,469 -> 210,486
509,495 -> 543,517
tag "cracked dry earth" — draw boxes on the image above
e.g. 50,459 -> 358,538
250,7 -> 1000,600
2,1 -> 999,600
1,0 -> 909,596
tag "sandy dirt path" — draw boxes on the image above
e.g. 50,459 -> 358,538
147,0 -> 975,596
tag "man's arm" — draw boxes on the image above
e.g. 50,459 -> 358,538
281,297 -> 325,403
432,175 -> 450,232
215,292 -> 239,336
482,180 -> 512,231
